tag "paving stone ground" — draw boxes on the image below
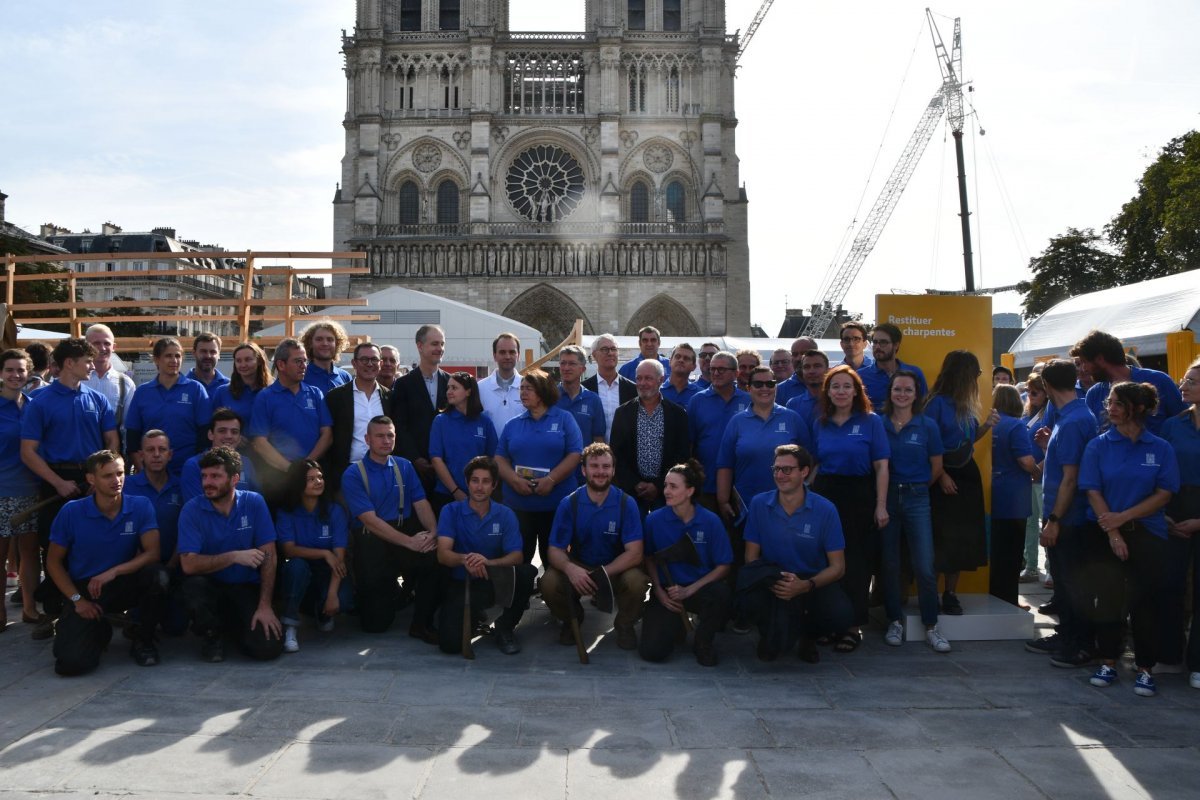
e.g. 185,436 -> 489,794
1,581 -> 1197,799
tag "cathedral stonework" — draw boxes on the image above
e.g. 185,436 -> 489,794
333,0 -> 751,342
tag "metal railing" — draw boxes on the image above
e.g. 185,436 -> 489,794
369,221 -> 719,238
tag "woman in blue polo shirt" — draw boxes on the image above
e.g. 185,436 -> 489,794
878,370 -> 949,652
495,369 -> 583,564
430,372 -> 498,515
210,342 -> 272,430
990,384 -> 1039,606
810,364 -> 889,652
275,459 -> 352,654
1160,358 -> 1200,687
125,337 -> 212,475
924,350 -> 998,616
642,459 -> 733,666
1080,381 -> 1180,698
0,348 -> 41,628
1020,372 -> 1049,583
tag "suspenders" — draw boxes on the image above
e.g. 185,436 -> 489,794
355,458 -> 406,522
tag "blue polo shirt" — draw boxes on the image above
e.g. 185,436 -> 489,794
1079,427 -> 1180,538
923,394 -> 978,458
186,368 -> 229,393
858,361 -> 928,411
0,393 -> 38,496
248,381 -> 332,461
694,377 -> 711,390
51,494 -> 158,581
304,362 -> 352,395
556,385 -> 606,443
644,504 -> 732,586
1086,367 -> 1186,434
840,354 -> 874,370
991,413 -> 1035,519
209,384 -> 259,431
661,379 -> 702,408
1042,398 -> 1098,525
437,500 -> 523,580
775,374 -> 804,407
341,455 -> 425,523
549,487 -> 643,567
785,390 -> 820,425
496,406 -> 583,512
21,381 -> 116,463
717,406 -> 813,504
276,503 -> 349,551
177,489 -> 275,584
811,411 -> 889,477
1161,411 -> 1200,485
882,414 -> 943,485
687,387 -> 751,493
744,489 -> 845,576
124,472 -> 183,564
180,450 -> 258,503
429,410 -> 498,495
1040,384 -> 1087,432
125,376 -> 212,473
618,354 -> 671,381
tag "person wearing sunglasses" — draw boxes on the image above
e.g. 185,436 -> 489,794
693,342 -> 722,390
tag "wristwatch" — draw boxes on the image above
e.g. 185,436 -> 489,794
1046,513 -> 1060,523
69,593 -> 82,603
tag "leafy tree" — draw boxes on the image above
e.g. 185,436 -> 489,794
1017,227 -> 1120,320
104,296 -> 157,338
0,234 -> 71,332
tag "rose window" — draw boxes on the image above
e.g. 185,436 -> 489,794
505,145 -> 585,222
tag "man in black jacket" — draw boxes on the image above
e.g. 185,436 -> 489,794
582,333 -> 636,441
388,325 -> 449,494
610,359 -> 691,517
324,343 -> 391,495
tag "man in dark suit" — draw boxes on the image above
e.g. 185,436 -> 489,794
388,325 -> 449,494
324,342 -> 391,495
582,333 -> 636,442
610,359 -> 691,516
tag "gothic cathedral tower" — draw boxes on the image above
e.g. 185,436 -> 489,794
334,0 -> 751,344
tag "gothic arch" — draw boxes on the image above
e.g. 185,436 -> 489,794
491,127 -> 599,187
502,283 -> 594,347
383,136 -> 468,189
624,293 -> 701,337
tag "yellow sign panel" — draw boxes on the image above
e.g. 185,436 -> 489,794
875,294 -> 994,593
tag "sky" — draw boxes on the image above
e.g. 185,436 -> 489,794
2,1 -> 1198,336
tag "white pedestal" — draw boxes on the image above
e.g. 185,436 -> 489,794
870,593 -> 1035,641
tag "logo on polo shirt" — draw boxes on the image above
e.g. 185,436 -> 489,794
777,422 -> 788,433
122,521 -> 135,536
239,515 -> 251,529
580,406 -> 590,415
320,524 -> 331,539
491,523 -> 501,535
606,520 -> 617,535
551,422 -> 559,432
169,493 -> 181,506
305,397 -> 315,410
694,530 -> 706,544
180,394 -> 191,405
476,426 -> 485,438
909,433 -> 920,443
851,424 -> 861,436
737,403 -> 748,413
1144,453 -> 1157,466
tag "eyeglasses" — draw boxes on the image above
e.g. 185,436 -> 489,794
841,336 -> 864,343
709,366 -> 733,374
772,465 -> 799,475
355,357 -> 380,365
869,339 -> 893,347
698,352 -> 717,359
750,380 -> 777,389
594,346 -> 618,354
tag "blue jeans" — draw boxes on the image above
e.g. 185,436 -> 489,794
280,556 -> 353,627
881,483 -> 938,626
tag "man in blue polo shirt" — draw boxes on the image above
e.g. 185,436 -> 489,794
435,455 -> 537,656
774,337 -> 817,406
301,320 -> 353,394
43,449 -> 167,675
542,442 -> 648,650
785,349 -> 829,425
556,345 -> 605,484
124,337 -> 212,475
686,351 -> 750,508
250,339 -> 332,504
838,322 -> 874,371
186,333 -> 229,393
342,415 -> 442,641
178,447 -> 282,663
1026,359 -> 1099,667
182,408 -> 257,503
618,325 -> 672,381
124,429 -> 187,635
1072,329 -> 1185,434
661,343 -> 703,408
858,323 -> 928,410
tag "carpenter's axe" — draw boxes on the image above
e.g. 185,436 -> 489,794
652,534 -> 701,633
461,566 -> 519,659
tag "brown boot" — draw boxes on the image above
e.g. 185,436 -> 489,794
615,624 -> 637,651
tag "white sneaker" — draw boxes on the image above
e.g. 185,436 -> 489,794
283,626 -> 299,653
884,620 -> 904,647
926,626 -> 952,653
317,617 -> 335,633
1189,672 -> 1200,690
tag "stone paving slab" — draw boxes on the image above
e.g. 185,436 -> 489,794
863,746 -> 1045,800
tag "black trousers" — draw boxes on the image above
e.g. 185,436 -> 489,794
639,581 -> 731,663
47,565 -> 169,676
436,564 -> 538,654
989,518 -> 1027,606
180,576 -> 283,661
1087,522 -> 1168,668
514,509 -> 555,566
1045,522 -> 1095,652
353,526 -> 443,633
813,474 -> 877,628
740,580 -> 854,658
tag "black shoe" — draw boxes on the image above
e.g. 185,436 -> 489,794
1050,648 -> 1094,669
1024,633 -> 1062,654
797,637 -> 820,664
408,622 -> 439,645
200,632 -> 225,663
1038,601 -> 1059,617
131,639 -> 159,667
30,615 -> 55,641
756,636 -> 779,662
558,621 -> 576,646
615,624 -> 638,651
941,591 -> 964,616
693,641 -> 718,667
494,627 -> 521,655
9,589 -> 21,606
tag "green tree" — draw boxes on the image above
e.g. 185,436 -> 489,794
105,296 -> 157,338
1108,130 -> 1200,276
0,234 -> 71,332
1017,227 -> 1120,320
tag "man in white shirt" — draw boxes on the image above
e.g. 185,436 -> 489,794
478,332 -> 523,434
582,333 -> 636,441
83,324 -> 136,450
323,343 -> 389,495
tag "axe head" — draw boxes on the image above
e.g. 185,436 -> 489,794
485,565 -> 516,610
653,533 -> 701,567
589,567 -> 614,614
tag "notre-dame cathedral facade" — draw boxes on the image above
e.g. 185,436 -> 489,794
333,0 -> 751,344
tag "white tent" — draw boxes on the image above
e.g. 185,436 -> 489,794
1007,269 -> 1200,368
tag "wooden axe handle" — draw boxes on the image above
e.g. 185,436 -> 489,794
10,493 -> 70,528
461,576 -> 475,660
570,615 -> 589,664
660,563 -> 694,634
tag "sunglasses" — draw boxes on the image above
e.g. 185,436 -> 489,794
750,379 -> 777,389
709,366 -> 733,374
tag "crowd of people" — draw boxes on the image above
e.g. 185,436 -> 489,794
1,319 -> 1197,697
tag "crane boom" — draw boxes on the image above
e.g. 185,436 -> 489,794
800,92 -> 946,338
736,0 -> 776,63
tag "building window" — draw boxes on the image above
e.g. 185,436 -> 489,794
665,67 -> 680,112
505,145 -> 586,222
400,0 -> 421,31
630,181 -> 650,223
439,0 -> 460,30
628,70 -> 645,112
503,52 -> 586,115
666,180 -> 686,222
664,0 -> 682,31
398,181 -> 420,224
81,239 -> 92,252
628,0 -> 646,31
436,180 -> 460,224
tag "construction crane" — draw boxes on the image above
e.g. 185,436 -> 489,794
800,11 -> 971,338
736,0 -> 776,63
